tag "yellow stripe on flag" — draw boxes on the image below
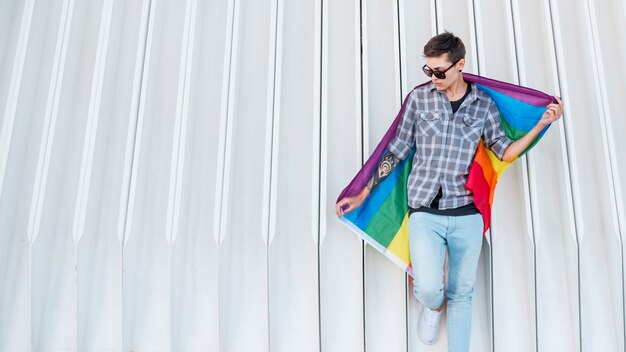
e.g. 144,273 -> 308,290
486,149 -> 512,175
387,213 -> 411,266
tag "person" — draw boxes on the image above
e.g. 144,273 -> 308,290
335,32 -> 562,351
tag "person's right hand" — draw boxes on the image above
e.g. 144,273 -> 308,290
335,188 -> 369,217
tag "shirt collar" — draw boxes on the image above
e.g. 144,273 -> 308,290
428,81 -> 482,102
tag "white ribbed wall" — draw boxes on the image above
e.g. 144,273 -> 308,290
0,0 -> 624,351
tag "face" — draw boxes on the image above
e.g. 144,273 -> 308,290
423,53 -> 465,90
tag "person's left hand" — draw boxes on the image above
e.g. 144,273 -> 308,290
540,96 -> 563,126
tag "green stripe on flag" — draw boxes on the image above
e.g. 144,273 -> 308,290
500,113 -> 541,156
364,157 -> 412,248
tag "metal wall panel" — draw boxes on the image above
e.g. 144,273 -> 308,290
0,0 -> 625,351
268,0 -> 320,351
513,0 -> 580,350
1,0 -> 66,349
476,0 -> 536,350
0,0 -> 25,129
30,0 -> 83,349
362,0 -> 407,351
550,0 -> 624,350
217,0 -> 272,350
589,1 -> 626,349
75,0 -> 145,349
122,0 -> 187,349
320,0 -> 365,351
172,0 -> 227,349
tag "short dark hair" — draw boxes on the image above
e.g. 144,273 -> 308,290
423,31 -> 466,63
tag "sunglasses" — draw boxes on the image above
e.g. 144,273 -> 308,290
422,58 -> 461,79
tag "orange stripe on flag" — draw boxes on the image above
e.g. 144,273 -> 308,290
474,142 -> 498,187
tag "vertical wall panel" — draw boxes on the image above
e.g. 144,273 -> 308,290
587,2 -> 626,348
0,0 -> 34,349
476,0 -> 537,351
166,0 -> 215,350
29,2 -> 77,346
218,0 -> 272,350
550,0 -> 624,350
587,0 -> 626,230
169,0 -> 228,350
32,0 -> 108,350
29,2 -> 75,347
435,0 -> 478,73
513,0 -> 580,350
0,0 -> 24,128
76,0 -> 150,350
320,0 -> 365,350
362,0 -> 407,351
122,0 -> 187,349
268,0 -> 321,350
0,0 -> 68,349
399,0 -> 436,94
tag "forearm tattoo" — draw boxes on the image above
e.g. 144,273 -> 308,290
366,151 -> 401,192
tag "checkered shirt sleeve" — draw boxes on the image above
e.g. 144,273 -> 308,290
388,90 -> 417,160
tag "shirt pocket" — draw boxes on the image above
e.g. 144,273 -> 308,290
460,113 -> 482,141
417,111 -> 442,137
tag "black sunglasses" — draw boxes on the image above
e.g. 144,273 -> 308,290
422,59 -> 461,79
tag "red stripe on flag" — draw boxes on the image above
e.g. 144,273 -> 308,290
466,158 -> 494,236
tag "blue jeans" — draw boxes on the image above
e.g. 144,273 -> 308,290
408,211 -> 484,352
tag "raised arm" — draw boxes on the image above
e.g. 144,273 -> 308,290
483,95 -> 563,163
500,97 -> 563,162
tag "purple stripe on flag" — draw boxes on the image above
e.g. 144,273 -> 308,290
464,73 -> 557,106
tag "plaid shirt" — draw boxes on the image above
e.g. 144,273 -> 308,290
388,81 -> 514,209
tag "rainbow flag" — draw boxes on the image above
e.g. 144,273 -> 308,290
336,73 -> 558,277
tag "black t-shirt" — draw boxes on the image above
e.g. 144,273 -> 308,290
409,82 -> 480,217
450,83 -> 471,113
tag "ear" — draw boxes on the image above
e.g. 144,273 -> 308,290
458,58 -> 465,72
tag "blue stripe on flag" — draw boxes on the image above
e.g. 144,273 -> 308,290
344,150 -> 411,230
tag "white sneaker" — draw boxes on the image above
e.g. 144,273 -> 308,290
418,304 -> 443,344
